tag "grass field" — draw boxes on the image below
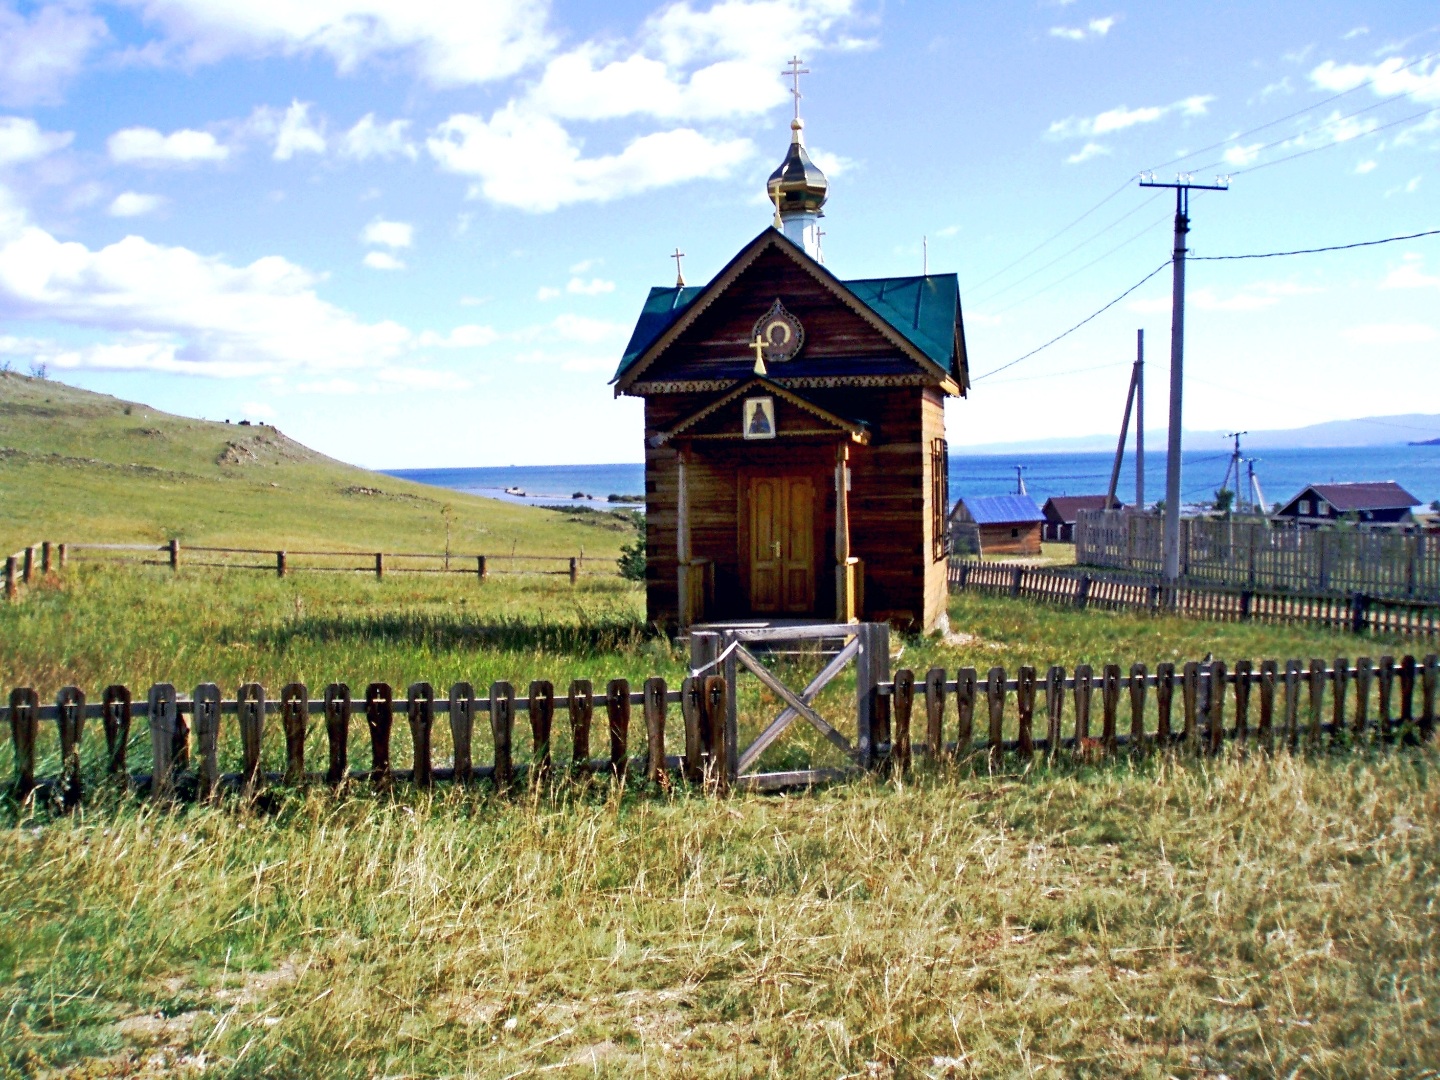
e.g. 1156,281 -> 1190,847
0,371 -> 632,562
4,568 -> 1439,1077
3,376 -> 1439,1077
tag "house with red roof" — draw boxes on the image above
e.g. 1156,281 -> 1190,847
1273,482 -> 1420,528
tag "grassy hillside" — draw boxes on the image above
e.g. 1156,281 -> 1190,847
0,371 -> 633,561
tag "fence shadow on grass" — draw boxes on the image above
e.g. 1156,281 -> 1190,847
252,611 -> 656,657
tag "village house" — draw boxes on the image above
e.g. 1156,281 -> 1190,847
1041,494 -> 1123,542
1273,481 -> 1420,528
949,494 -> 1044,556
613,96 -> 969,632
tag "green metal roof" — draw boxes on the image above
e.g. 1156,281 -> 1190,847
613,233 -> 966,385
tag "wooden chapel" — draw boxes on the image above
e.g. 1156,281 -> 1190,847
612,101 -> 970,633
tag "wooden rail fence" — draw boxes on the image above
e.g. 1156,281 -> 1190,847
4,540 -> 601,598
6,652 -> 1436,806
1076,509 -> 1440,601
949,560 -> 1440,637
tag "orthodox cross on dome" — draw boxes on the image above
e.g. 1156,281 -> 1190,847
782,55 -> 809,122
671,247 -> 686,287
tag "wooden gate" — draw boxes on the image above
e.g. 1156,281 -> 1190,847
688,622 -> 890,791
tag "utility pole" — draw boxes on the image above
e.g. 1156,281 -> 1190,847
1013,465 -> 1027,496
1106,354 -> 1142,510
1222,430 -> 1247,512
1135,329 -> 1144,511
1139,173 -> 1228,580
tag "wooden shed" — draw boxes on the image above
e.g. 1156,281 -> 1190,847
949,495 -> 1044,557
613,228 -> 969,632
1042,494 -> 1123,542
1273,482 -> 1420,528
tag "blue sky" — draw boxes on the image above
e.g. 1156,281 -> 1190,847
0,0 -> 1436,468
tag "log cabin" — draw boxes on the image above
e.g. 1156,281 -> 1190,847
612,111 -> 970,632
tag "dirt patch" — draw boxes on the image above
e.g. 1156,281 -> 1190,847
215,427 -> 324,468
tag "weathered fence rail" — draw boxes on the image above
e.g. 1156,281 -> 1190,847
1076,509 -> 1440,601
4,540 -> 604,597
949,559 -> 1440,637
6,652 -> 1436,806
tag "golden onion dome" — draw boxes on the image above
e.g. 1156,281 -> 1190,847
766,119 -> 828,216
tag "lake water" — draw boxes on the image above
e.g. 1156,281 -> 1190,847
386,444 -> 1440,514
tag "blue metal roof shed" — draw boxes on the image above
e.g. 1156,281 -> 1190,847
952,495 -> 1045,526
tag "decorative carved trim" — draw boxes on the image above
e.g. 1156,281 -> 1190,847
614,229 -> 953,394
651,376 -> 870,446
630,373 -> 949,395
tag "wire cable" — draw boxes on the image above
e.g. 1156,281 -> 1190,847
1192,227 -> 1440,261
988,211 -> 1172,316
971,260 -> 1169,383
963,177 -> 1136,294
1144,49 -> 1438,176
1228,104 -> 1440,176
968,192 -> 1163,306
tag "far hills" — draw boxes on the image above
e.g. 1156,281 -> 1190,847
957,414 -> 1440,455
0,372 -> 631,559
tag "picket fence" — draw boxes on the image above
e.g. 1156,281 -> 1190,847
1076,509 -> 1440,601
948,560 -> 1440,637
6,652 -> 1436,806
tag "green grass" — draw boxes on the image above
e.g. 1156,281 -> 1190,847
4,382 -> 1440,1076
0,371 -> 633,562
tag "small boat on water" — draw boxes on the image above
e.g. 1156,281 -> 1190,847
504,486 -> 526,496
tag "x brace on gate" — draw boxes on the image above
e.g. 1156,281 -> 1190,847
688,622 -> 891,787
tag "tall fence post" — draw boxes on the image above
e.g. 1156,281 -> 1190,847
569,680 -> 593,776
1044,666 -> 1064,760
1128,663 -> 1148,752
23,546 -> 35,583
643,677 -> 668,787
276,550 -> 287,578
237,683 -> 267,796
702,675 -> 728,795
147,683 -> 178,798
986,666 -> 1006,769
448,682 -> 474,783
924,667 -> 947,760
606,679 -> 630,780
193,683 -> 221,801
103,685 -> 132,779
8,688 -> 39,801
56,686 -> 85,810
530,680 -> 555,785
168,539 -> 180,571
491,681 -> 515,789
375,553 -> 384,580
324,683 -> 352,785
406,683 -> 433,788
892,669 -> 914,772
366,683 -> 394,787
1016,666 -> 1036,758
569,557 -> 579,585
5,555 -> 17,599
1155,662 -> 1175,748
41,541 -> 52,574
1421,655 -> 1438,742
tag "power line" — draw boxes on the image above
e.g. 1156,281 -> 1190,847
988,210 -> 1172,316
983,359 -> 1130,386
971,260 -> 1169,382
1145,49 -> 1439,176
1228,104 -> 1440,176
1192,227 -> 1440,261
963,177 -> 1136,294
968,192 -> 1163,306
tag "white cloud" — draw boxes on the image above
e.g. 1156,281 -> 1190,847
272,100 -> 326,160
1049,16 -> 1116,41
0,3 -> 107,106
362,218 -> 413,248
416,324 -> 499,348
429,104 -> 753,211
1355,159 -> 1377,174
0,116 -> 72,167
1223,142 -> 1263,166
340,113 -> 416,160
1380,255 -> 1440,290
0,188 -> 411,377
376,365 -> 472,390
114,0 -> 554,88
108,126 -> 229,165
569,258 -> 600,274
935,224 -> 960,238
567,276 -> 614,295
1342,26 -> 1368,40
536,285 -> 561,301
1342,322 -> 1437,345
1309,56 -> 1440,104
363,250 -> 405,270
807,146 -> 853,175
1047,95 -> 1213,140
241,399 -> 277,418
294,377 -> 361,395
1066,141 -> 1110,164
108,192 -> 165,217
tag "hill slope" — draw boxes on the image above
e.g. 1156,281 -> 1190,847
0,372 -> 632,558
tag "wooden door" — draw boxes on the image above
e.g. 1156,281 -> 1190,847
748,476 -> 816,614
